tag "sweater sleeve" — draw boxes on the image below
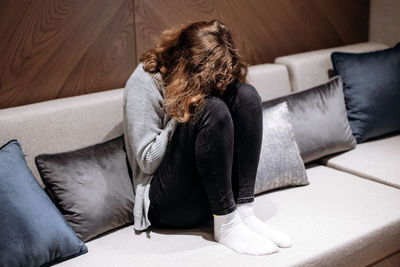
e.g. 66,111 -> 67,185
124,68 -> 178,175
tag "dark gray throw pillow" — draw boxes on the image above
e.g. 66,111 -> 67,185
35,136 -> 134,242
331,43 -> 400,143
255,101 -> 309,194
263,76 -> 356,163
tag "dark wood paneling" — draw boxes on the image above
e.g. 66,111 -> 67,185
0,0 -> 369,109
0,0 -> 135,109
135,0 -> 369,65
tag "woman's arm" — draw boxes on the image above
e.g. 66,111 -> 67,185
124,68 -> 178,175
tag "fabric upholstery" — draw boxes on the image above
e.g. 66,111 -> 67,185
275,42 -> 388,92
255,101 -> 308,194
35,136 -> 134,242
0,89 -> 124,186
247,63 -> 291,101
320,131 -> 400,189
331,43 -> 400,143
263,76 -> 356,163
0,140 -> 87,267
56,165 -> 400,267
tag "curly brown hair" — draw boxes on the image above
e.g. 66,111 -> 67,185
139,20 -> 248,123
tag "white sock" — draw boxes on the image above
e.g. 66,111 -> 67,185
213,209 -> 279,256
237,202 -> 292,248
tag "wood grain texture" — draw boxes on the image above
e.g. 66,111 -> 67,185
0,0 -> 369,109
135,0 -> 369,65
0,0 -> 135,109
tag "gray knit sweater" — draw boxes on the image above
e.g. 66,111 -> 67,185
123,63 -> 178,231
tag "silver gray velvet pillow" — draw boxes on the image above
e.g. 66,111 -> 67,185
255,101 -> 308,195
35,136 -> 134,242
263,76 -> 356,163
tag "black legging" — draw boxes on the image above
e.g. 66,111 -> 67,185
148,82 -> 263,228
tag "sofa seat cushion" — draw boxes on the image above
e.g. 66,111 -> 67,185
320,132 -> 400,189
56,165 -> 400,267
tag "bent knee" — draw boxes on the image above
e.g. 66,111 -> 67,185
231,82 -> 262,107
202,96 -> 233,127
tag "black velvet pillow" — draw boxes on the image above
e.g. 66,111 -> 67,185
35,136 -> 134,242
331,43 -> 400,143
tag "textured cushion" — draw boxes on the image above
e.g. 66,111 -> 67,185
275,42 -> 388,92
35,136 -> 134,242
255,102 -> 308,194
320,131 -> 400,189
331,43 -> 400,143
0,140 -> 87,266
263,76 -> 356,163
247,64 -> 291,101
56,165 -> 400,267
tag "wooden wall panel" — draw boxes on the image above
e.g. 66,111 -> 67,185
0,0 -> 370,109
0,0 -> 135,109
370,0 -> 400,47
135,0 -> 369,65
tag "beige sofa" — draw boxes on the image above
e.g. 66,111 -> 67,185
1,42 -> 399,267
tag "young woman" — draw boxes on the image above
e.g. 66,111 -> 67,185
123,20 -> 291,256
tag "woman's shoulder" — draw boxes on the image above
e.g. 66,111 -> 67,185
125,63 -> 165,98
126,63 -> 159,87
128,62 -> 150,83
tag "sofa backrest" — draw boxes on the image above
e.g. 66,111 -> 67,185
0,89 -> 124,185
275,42 -> 388,92
0,64 -> 292,185
247,63 -> 291,101
0,42 -> 388,185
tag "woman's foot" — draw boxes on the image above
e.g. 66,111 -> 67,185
213,209 -> 279,256
237,202 -> 292,248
